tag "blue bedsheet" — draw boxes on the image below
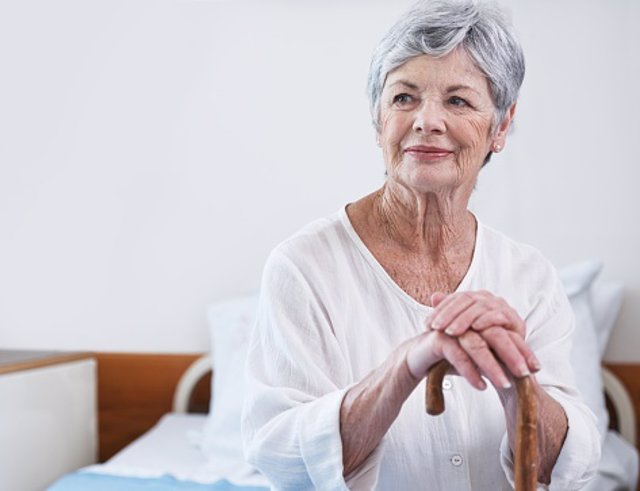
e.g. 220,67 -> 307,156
47,472 -> 269,491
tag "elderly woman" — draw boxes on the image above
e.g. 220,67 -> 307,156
242,1 -> 600,490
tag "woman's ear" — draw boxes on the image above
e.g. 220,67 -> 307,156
492,103 -> 517,152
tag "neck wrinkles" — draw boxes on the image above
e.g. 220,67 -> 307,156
373,181 -> 475,259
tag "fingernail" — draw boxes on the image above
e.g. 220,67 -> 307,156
444,327 -> 455,335
519,365 -> 530,377
502,379 -> 512,389
431,318 -> 442,329
478,379 -> 487,390
531,358 -> 541,371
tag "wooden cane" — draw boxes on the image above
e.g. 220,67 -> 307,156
426,359 -> 538,491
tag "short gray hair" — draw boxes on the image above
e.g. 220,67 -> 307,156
367,0 -> 525,131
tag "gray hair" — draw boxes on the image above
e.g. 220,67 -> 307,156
367,0 -> 525,132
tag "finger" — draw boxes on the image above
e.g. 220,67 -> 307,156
442,302 -> 491,336
426,293 -> 454,328
440,337 -> 487,390
480,327 -> 531,378
470,310 -> 510,331
508,331 -> 541,372
428,292 -> 476,330
428,289 -> 496,319
471,306 -> 526,338
501,307 -> 527,337
406,331 -> 484,388
430,291 -> 447,307
424,292 -> 448,330
458,331 -> 512,389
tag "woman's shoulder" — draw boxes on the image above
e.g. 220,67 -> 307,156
278,210 -> 343,250
476,220 -> 559,288
478,221 -> 551,264
266,209 -> 352,271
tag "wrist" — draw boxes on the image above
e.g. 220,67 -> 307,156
405,332 -> 439,380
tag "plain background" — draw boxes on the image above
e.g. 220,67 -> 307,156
1,0 -> 638,362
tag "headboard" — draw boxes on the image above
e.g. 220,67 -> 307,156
95,353 -> 640,461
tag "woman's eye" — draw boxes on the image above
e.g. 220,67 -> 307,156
448,96 -> 469,107
392,93 -> 414,106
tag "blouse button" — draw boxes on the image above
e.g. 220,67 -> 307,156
442,379 -> 452,390
451,455 -> 463,466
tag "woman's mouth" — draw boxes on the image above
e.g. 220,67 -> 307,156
404,145 -> 454,161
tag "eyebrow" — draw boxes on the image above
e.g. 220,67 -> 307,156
446,84 -> 480,95
386,80 -> 420,91
387,80 -> 481,96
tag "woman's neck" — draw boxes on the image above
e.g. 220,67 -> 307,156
371,182 -> 476,260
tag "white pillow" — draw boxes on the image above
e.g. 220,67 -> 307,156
558,260 -> 608,441
199,294 -> 263,484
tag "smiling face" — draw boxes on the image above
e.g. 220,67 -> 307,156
378,48 -> 513,197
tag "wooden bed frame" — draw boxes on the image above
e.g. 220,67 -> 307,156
95,352 -> 640,463
95,353 -> 211,461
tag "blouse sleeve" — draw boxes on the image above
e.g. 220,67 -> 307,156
499,271 -> 601,490
241,248 -> 384,491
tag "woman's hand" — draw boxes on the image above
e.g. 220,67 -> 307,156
406,329 -> 491,390
405,291 -> 567,485
427,291 -> 524,337
424,291 -> 540,387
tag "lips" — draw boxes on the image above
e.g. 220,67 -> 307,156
404,145 -> 453,155
404,145 -> 454,160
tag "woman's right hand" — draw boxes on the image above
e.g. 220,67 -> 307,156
405,330 -> 489,390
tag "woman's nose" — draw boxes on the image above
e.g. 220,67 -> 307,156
412,101 -> 446,135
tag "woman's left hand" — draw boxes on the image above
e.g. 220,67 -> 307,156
426,291 -> 541,382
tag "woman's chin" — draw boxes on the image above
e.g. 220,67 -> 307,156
393,168 -> 460,194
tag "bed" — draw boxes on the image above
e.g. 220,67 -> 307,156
47,260 -> 639,490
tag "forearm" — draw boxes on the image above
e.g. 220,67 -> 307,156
499,380 -> 568,484
340,343 -> 420,476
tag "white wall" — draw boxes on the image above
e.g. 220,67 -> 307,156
470,0 -> 640,362
1,1 -> 638,361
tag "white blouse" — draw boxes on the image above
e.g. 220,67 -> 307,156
241,208 -> 600,490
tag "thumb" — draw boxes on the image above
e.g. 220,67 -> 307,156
430,291 -> 447,307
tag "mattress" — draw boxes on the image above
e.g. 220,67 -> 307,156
47,413 -> 268,490
96,413 -> 209,479
48,413 -> 638,491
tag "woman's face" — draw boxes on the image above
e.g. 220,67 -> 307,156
378,48 -> 513,196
